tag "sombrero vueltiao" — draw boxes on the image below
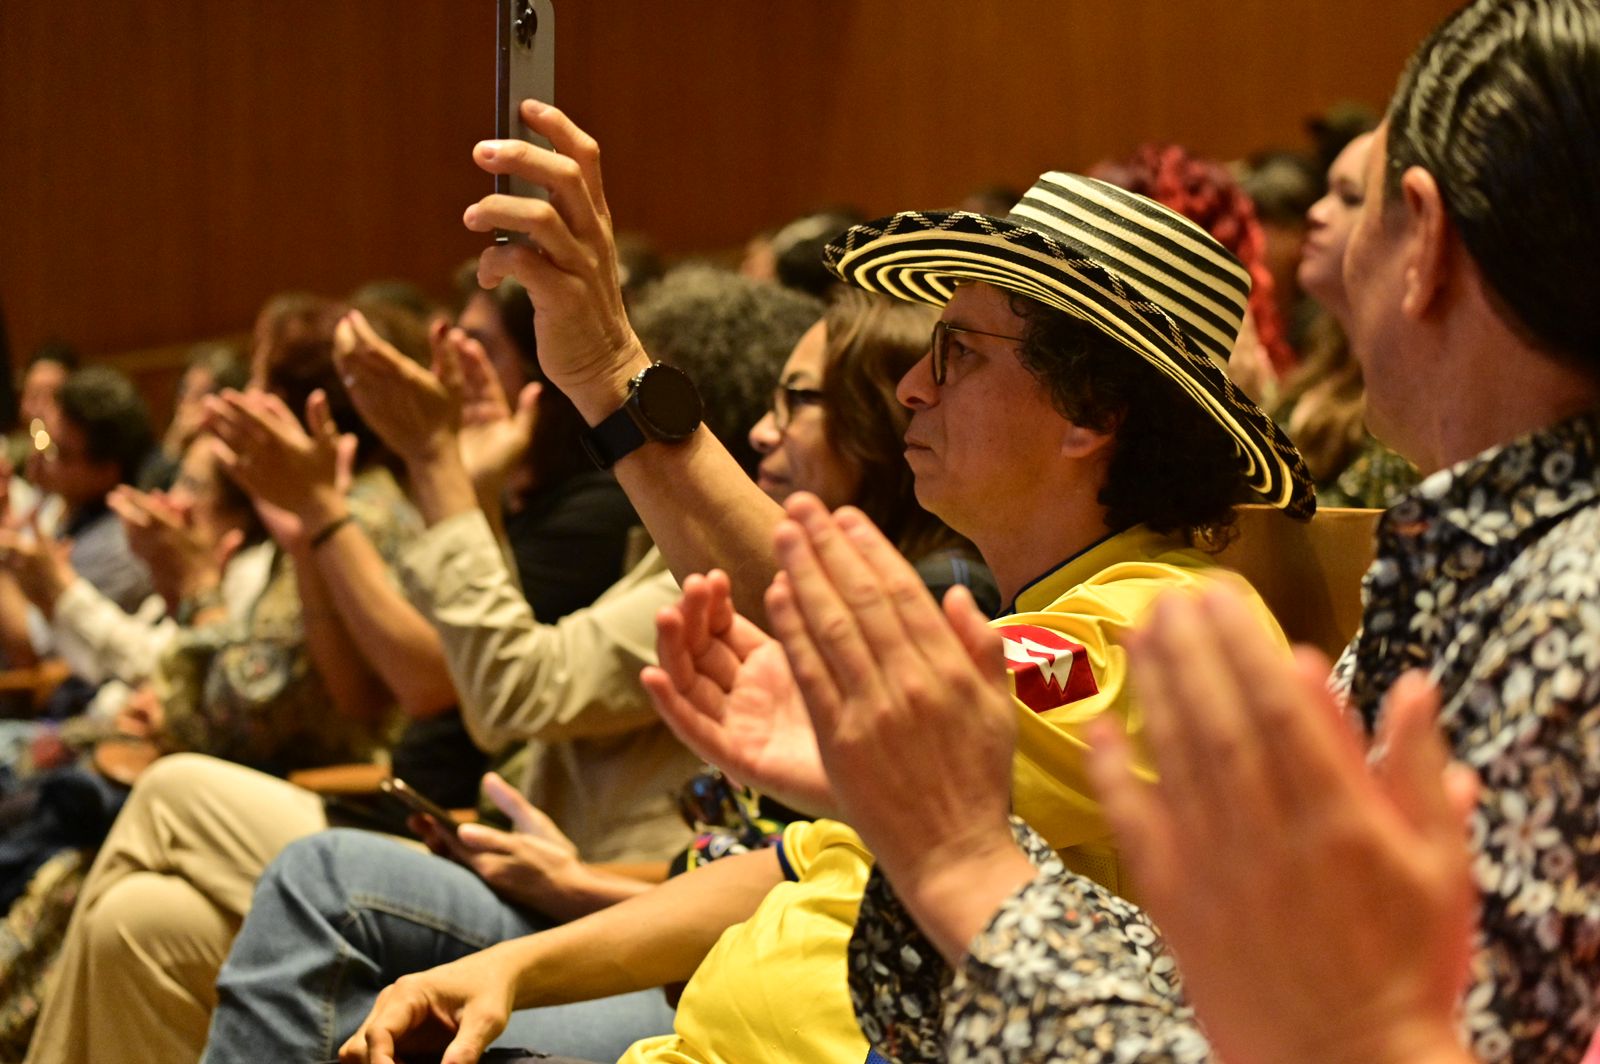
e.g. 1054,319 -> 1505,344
822,172 -> 1317,519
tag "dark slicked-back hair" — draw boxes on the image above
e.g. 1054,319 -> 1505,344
630,265 -> 822,476
1385,0 -> 1600,363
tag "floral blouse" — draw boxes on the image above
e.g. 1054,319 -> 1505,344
156,467 -> 419,774
850,410 -> 1600,1063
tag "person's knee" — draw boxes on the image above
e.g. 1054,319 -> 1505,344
256,829 -> 389,916
82,871 -> 232,982
125,752 -> 233,815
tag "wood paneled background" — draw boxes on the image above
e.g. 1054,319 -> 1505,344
1,0 -> 1462,372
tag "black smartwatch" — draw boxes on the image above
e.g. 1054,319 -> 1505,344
581,362 -> 704,470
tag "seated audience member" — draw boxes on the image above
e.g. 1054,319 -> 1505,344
197,277 -> 1000,1064
1094,144 -> 1296,401
0,307 -> 421,1054
138,342 -> 249,491
6,342 -> 78,480
1274,130 -> 1419,507
0,433 -> 267,781
0,302 -> 13,434
740,208 -> 865,299
206,274 -> 644,807
1237,148 -> 1321,349
0,366 -> 156,648
18,267 -> 816,1064
769,3 -> 1600,1062
321,105 -> 1312,1064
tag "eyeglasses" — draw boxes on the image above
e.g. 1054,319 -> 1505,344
770,382 -> 824,431
929,320 -> 1027,385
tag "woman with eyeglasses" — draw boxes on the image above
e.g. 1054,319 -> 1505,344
667,289 -> 999,876
749,288 -> 999,614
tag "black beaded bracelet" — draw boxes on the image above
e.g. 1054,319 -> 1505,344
309,514 -> 353,549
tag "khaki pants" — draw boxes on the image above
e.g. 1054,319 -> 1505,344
23,754 -> 328,1064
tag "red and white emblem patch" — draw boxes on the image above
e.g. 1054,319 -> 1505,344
996,624 -> 1099,714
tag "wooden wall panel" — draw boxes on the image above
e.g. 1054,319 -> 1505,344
1,0 -> 1462,370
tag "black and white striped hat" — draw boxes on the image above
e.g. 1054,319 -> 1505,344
823,172 -> 1316,519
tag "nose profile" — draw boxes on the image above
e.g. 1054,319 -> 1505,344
896,350 -> 937,411
748,409 -> 780,454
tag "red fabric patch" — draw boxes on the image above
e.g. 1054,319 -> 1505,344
996,623 -> 1099,713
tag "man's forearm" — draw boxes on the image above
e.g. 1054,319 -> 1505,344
502,846 -> 782,1007
560,345 -> 785,625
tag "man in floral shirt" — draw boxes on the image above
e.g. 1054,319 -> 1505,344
827,1 -> 1600,1062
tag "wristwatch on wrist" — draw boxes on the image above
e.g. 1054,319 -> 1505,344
581,362 -> 704,470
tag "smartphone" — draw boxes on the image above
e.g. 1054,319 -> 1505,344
313,1049 -> 546,1064
495,0 -> 556,243
380,777 -> 463,837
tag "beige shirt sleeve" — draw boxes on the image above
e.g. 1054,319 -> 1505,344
397,508 -> 679,753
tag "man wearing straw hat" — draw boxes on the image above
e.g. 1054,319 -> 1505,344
289,97 -> 1317,1064
691,3 -> 1600,1064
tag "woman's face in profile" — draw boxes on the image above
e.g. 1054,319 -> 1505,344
1298,132 -> 1375,319
747,320 -> 863,510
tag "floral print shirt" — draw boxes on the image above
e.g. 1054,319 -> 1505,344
849,819 -> 1209,1064
849,410 -> 1600,1063
1335,408 -> 1600,1062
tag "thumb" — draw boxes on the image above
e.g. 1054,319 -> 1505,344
514,381 -> 542,434
433,329 -> 464,403
215,527 -> 245,570
335,434 -> 358,491
480,771 -> 542,835
306,389 -> 340,447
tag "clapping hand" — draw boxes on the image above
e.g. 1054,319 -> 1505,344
334,309 -> 460,466
108,486 -> 242,612
0,513 -> 75,611
760,494 -> 1029,959
454,332 -> 540,500
1090,588 -> 1478,1064
205,390 -> 354,551
642,569 -> 837,819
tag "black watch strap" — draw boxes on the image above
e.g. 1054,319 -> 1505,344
580,405 -> 648,470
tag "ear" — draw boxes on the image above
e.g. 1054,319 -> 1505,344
1398,166 -> 1452,320
1060,420 -> 1116,460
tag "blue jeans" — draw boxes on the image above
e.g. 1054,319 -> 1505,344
199,829 -> 676,1064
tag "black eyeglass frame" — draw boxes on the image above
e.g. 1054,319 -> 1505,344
770,382 -> 825,431
929,320 -> 1028,385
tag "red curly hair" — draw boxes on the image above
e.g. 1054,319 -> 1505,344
1094,144 -> 1296,377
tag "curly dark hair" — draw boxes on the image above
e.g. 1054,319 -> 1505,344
1011,296 -> 1249,549
57,366 -> 155,484
630,265 -> 822,476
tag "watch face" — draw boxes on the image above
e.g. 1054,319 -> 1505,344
636,364 -> 703,439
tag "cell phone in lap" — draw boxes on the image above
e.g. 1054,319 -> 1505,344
379,776 -> 463,838
312,1049 -> 570,1064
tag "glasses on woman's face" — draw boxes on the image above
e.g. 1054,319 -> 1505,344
929,320 -> 1028,385
771,382 -> 825,431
